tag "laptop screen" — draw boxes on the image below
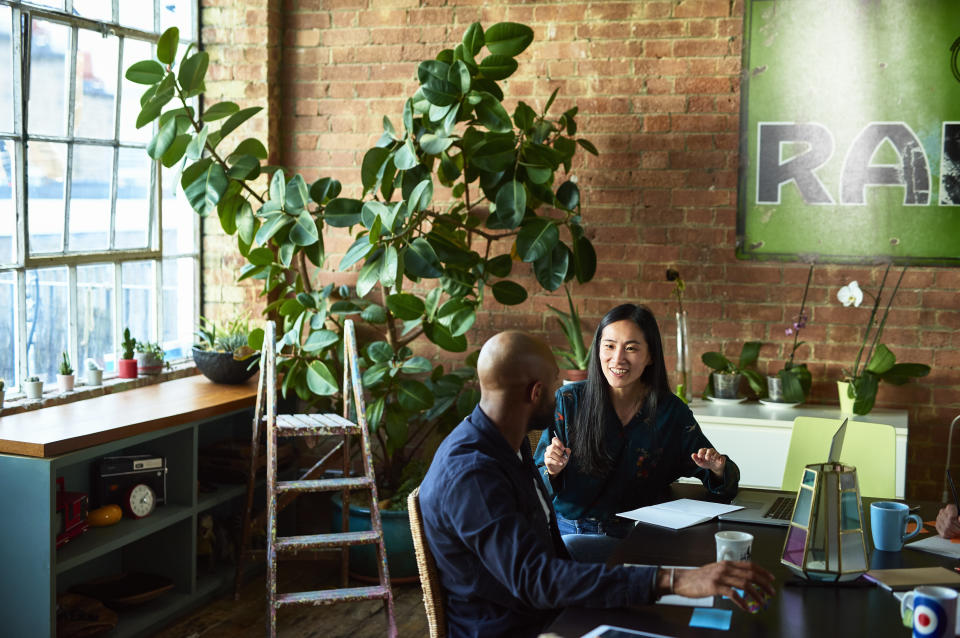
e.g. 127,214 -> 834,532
827,418 -> 848,464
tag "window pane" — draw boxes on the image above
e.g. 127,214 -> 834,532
25,0 -> 63,8
120,2 -> 153,33
25,267 -> 68,384
162,258 -> 194,359
115,147 -> 151,249
73,0 -> 112,22
0,270 -> 15,388
0,140 -> 15,265
0,6 -> 13,134
28,20 -> 70,138
122,260 -> 154,344
27,141 -> 67,254
69,144 -> 113,252
119,38 -> 153,144
77,263 -> 115,374
161,162 -> 195,254
75,29 -> 118,140
161,0 -> 194,41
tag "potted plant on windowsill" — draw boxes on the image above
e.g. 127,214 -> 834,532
134,341 -> 165,375
701,341 -> 765,401
767,264 -> 814,405
0,378 -> 5,410
57,352 -> 75,393
85,359 -> 103,386
548,286 -> 590,383
23,376 -> 43,400
192,315 -> 259,384
118,328 -> 138,379
130,20 -> 598,580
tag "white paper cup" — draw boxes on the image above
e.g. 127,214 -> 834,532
716,530 -> 753,562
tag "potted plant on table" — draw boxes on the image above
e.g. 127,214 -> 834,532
23,376 -> 43,399
129,20 -> 598,579
192,315 -> 259,384
85,359 -> 103,386
835,265 -> 930,415
134,341 -> 166,375
548,286 -> 590,383
767,264 -> 814,405
57,352 -> 75,393
118,328 -> 138,379
701,341 -> 765,401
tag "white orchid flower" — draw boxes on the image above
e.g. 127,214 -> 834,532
837,281 -> 863,307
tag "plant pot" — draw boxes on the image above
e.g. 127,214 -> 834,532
562,369 -> 588,384
57,374 -> 75,393
135,353 -> 163,375
192,347 -> 260,385
118,359 -> 138,379
86,369 -> 103,386
23,380 -> 43,399
675,310 -> 692,403
766,375 -> 784,402
712,372 -> 742,399
837,380 -> 855,414
0,389 -> 4,411
330,493 -> 418,583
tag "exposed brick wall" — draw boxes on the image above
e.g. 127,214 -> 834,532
201,0 -> 960,500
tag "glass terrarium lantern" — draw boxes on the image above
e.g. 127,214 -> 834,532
781,463 -> 868,582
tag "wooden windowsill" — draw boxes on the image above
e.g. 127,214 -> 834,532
0,373 -> 258,458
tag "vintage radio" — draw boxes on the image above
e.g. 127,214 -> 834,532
94,454 -> 167,510
56,477 -> 89,548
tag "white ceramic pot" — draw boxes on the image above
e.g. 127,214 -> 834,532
23,380 -> 43,399
57,374 -> 75,393
135,353 -> 163,375
86,369 -> 103,386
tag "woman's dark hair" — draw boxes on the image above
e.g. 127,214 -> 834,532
570,303 -> 670,476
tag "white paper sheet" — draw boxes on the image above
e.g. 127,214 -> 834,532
617,498 -> 744,530
904,534 -> 960,559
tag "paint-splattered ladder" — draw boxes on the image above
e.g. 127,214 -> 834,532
245,319 -> 396,638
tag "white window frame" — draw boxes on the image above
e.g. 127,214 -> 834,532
0,0 -> 201,391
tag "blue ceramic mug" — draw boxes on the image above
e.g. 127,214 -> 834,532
870,501 -> 922,551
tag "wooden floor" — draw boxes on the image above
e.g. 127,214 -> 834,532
148,558 -> 428,638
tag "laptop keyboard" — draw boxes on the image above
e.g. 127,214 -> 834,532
764,496 -> 796,520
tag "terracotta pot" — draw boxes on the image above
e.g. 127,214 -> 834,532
118,359 -> 138,379
135,353 -> 163,375
563,368 -> 588,384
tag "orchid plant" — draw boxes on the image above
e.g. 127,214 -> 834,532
774,265 -> 814,403
666,268 -> 690,402
836,265 -> 930,415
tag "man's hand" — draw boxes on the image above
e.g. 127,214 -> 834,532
936,504 -> 960,539
660,561 -> 776,612
543,437 -> 571,476
692,447 -> 726,478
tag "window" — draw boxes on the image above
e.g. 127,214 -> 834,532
0,0 -> 199,390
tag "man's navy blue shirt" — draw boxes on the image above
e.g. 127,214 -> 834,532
419,405 -> 657,638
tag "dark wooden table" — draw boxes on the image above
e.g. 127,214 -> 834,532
546,486 -> 949,637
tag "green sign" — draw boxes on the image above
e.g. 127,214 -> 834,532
738,0 -> 960,265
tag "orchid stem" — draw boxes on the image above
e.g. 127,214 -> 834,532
851,263 -> 891,379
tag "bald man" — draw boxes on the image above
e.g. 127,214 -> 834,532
418,331 -> 775,638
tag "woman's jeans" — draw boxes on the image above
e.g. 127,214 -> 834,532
557,514 -> 634,564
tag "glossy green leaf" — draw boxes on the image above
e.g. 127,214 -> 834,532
185,124 -> 209,160
462,22 -> 484,56
383,115 -> 398,139
577,138 -> 599,156
449,60 -> 471,94
485,254 -> 512,278
738,341 -> 762,369
380,245 -> 399,288
407,178 -> 434,214
147,116 -> 178,159
277,241 -> 294,268
404,238 -> 443,278
469,136 -> 516,172
306,360 -> 338,396
494,180 -> 526,229
423,321 -> 468,353
491,280 -> 527,305
339,237 -> 374,271
474,93 -> 512,133
513,101 -> 536,130
573,235 -> 597,283
304,236 -> 325,268
852,372 -> 880,415
157,27 -> 179,64
557,180 -> 580,210
301,329 -> 337,353
865,343 -> 896,375
362,362 -> 390,387
178,51 -> 209,94
361,304 -> 387,324
126,60 -> 165,84
232,138 -> 268,160
702,352 -> 733,372
361,200 -> 389,231
366,396 -> 385,431
484,22 -> 534,56
136,94 -> 167,128
523,164 -> 552,184
311,177 -> 342,205
478,54 -> 518,81
420,133 -> 454,155
289,210 -> 319,246
401,356 -> 433,375
324,198 -> 363,227
247,246 -> 274,266
253,213 -> 292,245
779,367 -> 807,403
361,147 -> 391,193
236,201 -> 255,244
881,362 -> 931,385
387,293 -> 426,320
286,174 -> 309,210
397,379 -> 434,411
203,101 -> 239,122
394,139 -> 418,170
227,154 -> 260,180
180,158 -> 211,190
356,254 -> 381,298
418,60 -> 460,106
219,106 -> 263,140
516,219 -> 558,262
184,163 -> 228,216
367,341 -> 394,364
160,133 -> 190,167
533,241 -> 569,291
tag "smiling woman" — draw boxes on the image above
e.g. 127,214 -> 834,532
534,303 -> 741,560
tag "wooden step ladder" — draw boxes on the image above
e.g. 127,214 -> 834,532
238,319 -> 397,637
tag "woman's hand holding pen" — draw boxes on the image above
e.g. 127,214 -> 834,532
692,447 -> 726,478
544,437 -> 572,476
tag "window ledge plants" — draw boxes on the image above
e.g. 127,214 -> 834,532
702,341 -> 764,400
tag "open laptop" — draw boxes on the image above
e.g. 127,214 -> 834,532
719,418 -> 848,527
